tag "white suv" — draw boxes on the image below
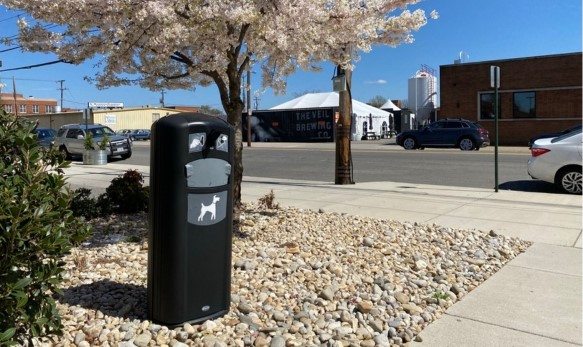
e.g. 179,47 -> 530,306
54,124 -> 132,160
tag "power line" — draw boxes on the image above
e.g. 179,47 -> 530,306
0,77 -> 60,83
63,99 -> 86,106
0,59 -> 70,72
0,14 -> 23,23
0,47 -> 19,53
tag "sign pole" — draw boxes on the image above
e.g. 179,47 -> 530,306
490,66 -> 500,192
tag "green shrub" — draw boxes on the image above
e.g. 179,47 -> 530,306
0,110 -> 90,345
98,133 -> 109,150
70,188 -> 103,220
69,171 -> 149,219
83,131 -> 95,150
104,169 -> 149,214
96,193 -> 114,216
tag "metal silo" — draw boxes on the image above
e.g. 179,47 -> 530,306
408,66 -> 437,125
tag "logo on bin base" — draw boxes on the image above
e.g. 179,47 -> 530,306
188,191 -> 227,226
201,305 -> 210,312
198,195 -> 220,221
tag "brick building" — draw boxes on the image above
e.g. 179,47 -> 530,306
439,52 -> 582,145
0,93 -> 58,115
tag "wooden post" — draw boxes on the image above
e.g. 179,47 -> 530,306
335,68 -> 352,184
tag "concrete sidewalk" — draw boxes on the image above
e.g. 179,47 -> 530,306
63,161 -> 582,346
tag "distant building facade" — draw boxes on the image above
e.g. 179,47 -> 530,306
20,106 -> 182,131
165,105 -> 201,113
0,93 -> 58,115
439,52 -> 582,145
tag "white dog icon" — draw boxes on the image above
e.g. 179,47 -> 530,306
198,195 -> 220,221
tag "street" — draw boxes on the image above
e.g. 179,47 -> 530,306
120,140 -> 558,193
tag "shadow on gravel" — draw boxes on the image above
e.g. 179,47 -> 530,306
58,279 -> 148,320
499,180 -> 560,194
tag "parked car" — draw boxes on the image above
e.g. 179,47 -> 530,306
396,119 -> 490,151
33,127 -> 57,149
527,129 -> 582,194
117,129 -> 133,137
528,124 -> 582,148
54,124 -> 132,160
129,129 -> 151,141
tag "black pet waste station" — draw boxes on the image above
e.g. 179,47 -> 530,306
148,113 -> 234,327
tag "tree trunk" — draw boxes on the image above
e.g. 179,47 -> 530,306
226,103 -> 244,230
210,47 -> 248,233
335,69 -> 353,184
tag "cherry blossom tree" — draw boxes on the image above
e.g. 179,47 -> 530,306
1,0 -> 436,224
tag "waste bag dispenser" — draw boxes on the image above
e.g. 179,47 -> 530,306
148,112 -> 234,326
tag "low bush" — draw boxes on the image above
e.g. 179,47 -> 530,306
70,188 -> 102,220
70,170 -> 149,218
104,169 -> 149,214
0,110 -> 90,345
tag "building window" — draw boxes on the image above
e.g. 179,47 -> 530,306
45,105 -> 54,113
32,105 -> 39,114
3,104 -> 12,113
479,93 -> 500,119
513,91 -> 536,118
19,105 -> 26,114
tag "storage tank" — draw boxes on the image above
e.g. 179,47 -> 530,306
408,70 -> 437,124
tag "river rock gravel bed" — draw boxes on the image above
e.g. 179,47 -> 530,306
34,203 -> 531,347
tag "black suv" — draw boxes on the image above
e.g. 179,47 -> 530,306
54,124 -> 132,160
396,119 -> 490,151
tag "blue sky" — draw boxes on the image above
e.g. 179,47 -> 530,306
0,0 -> 581,111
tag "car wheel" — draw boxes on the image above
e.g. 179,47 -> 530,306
459,137 -> 475,151
59,146 -> 71,160
555,166 -> 582,194
121,151 -> 132,160
402,137 -> 417,150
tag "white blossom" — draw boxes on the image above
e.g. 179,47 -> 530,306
1,0 -> 435,94
1,0 -> 436,225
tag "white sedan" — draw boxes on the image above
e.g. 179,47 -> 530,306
527,129 -> 582,194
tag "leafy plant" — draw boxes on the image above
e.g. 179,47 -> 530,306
103,169 -> 149,214
83,131 -> 95,150
258,189 -> 279,209
432,291 -> 450,301
98,133 -> 109,150
69,171 -> 149,220
70,188 -> 103,220
0,109 -> 90,345
84,131 -> 109,151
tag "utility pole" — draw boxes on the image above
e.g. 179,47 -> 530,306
160,91 -> 165,107
335,66 -> 353,185
57,80 -> 66,111
254,94 -> 260,110
246,69 -> 252,147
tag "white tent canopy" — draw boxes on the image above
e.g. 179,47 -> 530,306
380,99 -> 401,111
271,92 -> 393,140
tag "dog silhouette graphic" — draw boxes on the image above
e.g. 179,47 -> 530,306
198,195 -> 220,221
